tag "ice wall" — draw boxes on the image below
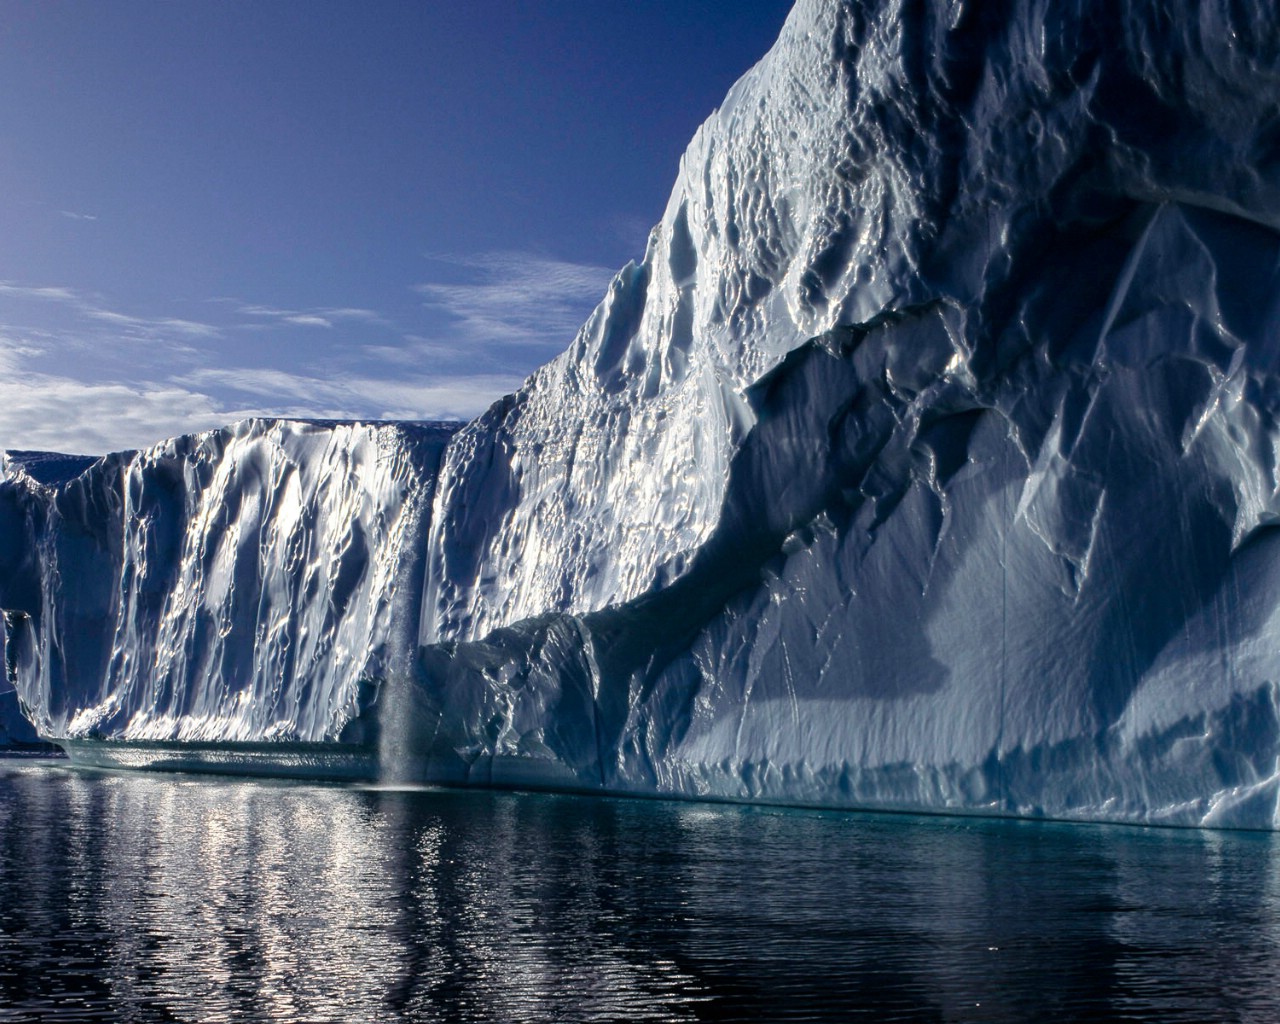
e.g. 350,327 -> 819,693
399,0 -> 1280,828
2,421 -> 456,742
423,0 -> 1280,643
0,452 -> 85,746
423,0 -> 922,642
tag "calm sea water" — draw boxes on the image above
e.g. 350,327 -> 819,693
1,759 -> 1278,1022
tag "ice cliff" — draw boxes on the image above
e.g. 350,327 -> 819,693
8,0 -> 1280,828
2,422 -> 456,742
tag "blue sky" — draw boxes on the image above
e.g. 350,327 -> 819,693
0,0 -> 793,454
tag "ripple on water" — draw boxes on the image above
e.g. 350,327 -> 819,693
1,760 -> 1279,1022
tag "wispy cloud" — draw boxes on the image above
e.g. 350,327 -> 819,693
322,307 -> 384,322
85,309 -> 220,338
236,304 -> 390,331
0,280 -> 219,340
0,369 -> 260,455
0,252 -> 619,454
361,335 -> 489,369
607,214 -> 659,257
415,251 -> 613,349
0,282 -> 81,303
58,209 -> 98,222
0,351 -> 518,455
181,366 -> 521,422
180,367 -> 352,406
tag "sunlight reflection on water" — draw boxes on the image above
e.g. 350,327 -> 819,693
2,760 -> 1279,1022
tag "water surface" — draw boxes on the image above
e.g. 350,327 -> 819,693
1,759 -> 1278,1022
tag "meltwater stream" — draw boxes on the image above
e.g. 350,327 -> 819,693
2,760 -> 1279,1023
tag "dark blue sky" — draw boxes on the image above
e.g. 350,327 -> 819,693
0,1 -> 793,453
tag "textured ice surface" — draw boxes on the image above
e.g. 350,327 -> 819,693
409,0 -> 1280,829
8,0 -> 1280,827
2,421 -> 456,742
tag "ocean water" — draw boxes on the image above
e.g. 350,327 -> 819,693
0,759 -> 1278,1022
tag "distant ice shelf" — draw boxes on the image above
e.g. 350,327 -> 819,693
7,0 -> 1280,829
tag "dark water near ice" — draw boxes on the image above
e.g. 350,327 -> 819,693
2,760 -> 1279,1022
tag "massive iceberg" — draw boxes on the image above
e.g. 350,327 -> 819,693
7,0 -> 1280,827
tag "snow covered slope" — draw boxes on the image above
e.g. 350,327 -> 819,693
2,421 -> 456,742
8,0 -> 1280,827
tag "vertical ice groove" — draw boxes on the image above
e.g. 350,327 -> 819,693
3,420 -> 456,742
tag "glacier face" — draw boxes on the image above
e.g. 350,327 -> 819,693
2,421 -> 456,742
424,0 -> 1280,646
8,0 -> 1280,828
407,0 -> 1280,828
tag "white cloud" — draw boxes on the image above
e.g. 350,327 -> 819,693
58,210 -> 98,222
85,309 -> 220,338
181,366 -> 521,423
0,280 -> 219,341
180,367 -> 356,407
0,372 -> 261,455
236,304 -> 389,331
362,336 -> 477,368
0,282 -> 81,303
0,327 -> 50,360
321,307 -> 384,322
0,356 -> 519,455
0,259 -> 609,454
415,251 -> 614,349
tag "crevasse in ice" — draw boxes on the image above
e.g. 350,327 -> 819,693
7,0 -> 1280,827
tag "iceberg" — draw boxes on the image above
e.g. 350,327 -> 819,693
2,421 -> 457,745
7,0 -> 1280,827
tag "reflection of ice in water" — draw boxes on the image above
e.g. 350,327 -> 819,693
5,763 -> 1280,1020
1,765 -> 709,1021
76,772 -> 403,1021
